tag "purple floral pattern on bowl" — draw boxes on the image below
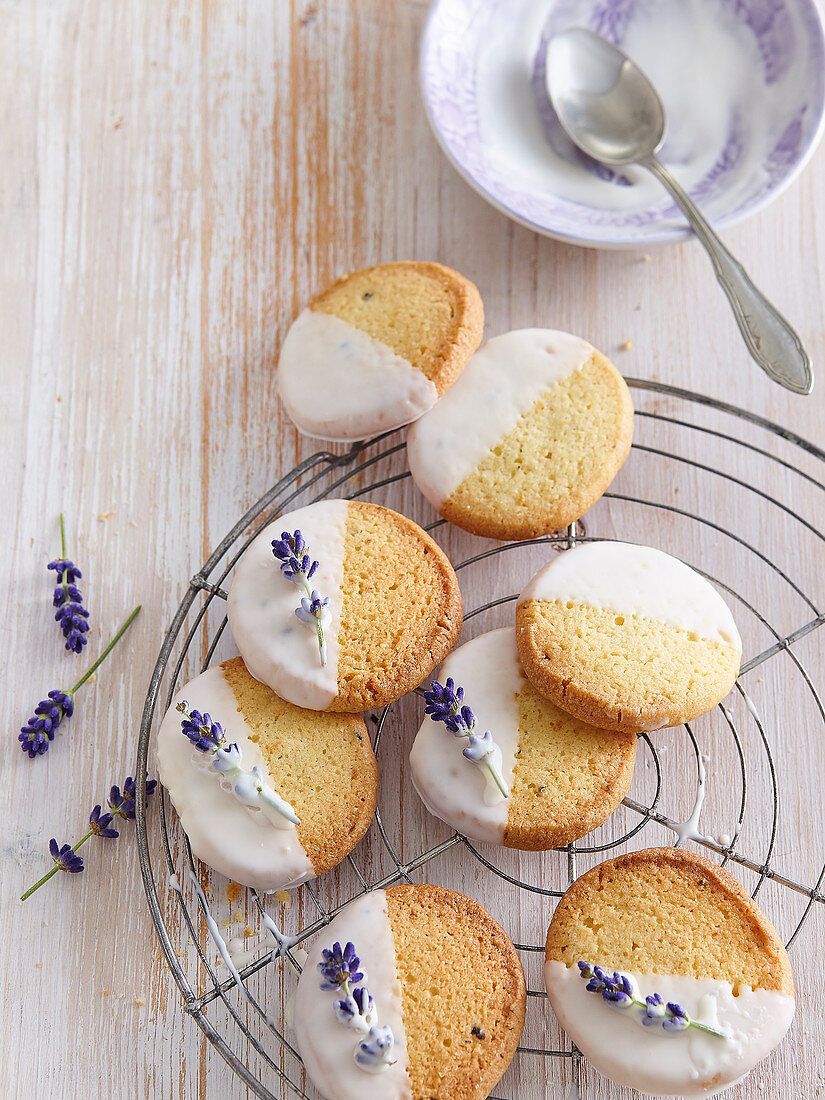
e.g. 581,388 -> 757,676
420,0 -> 825,247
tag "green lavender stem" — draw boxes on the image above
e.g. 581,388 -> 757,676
68,605 -> 141,697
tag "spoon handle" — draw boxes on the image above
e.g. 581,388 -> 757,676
642,156 -> 812,395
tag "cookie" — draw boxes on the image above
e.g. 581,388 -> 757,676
278,261 -> 484,441
516,541 -> 742,732
293,884 -> 526,1100
544,847 -> 794,1096
406,328 -> 633,540
409,628 -> 636,849
155,658 -> 376,893
227,499 -> 462,712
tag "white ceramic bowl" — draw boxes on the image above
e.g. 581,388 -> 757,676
421,0 -> 825,248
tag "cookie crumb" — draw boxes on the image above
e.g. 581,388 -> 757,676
275,890 -> 292,907
103,989 -> 110,996
135,998 -> 145,1008
641,253 -> 652,262
226,881 -> 242,903
244,927 -> 254,938
619,338 -> 633,351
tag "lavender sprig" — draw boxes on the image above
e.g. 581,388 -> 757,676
176,700 -> 300,827
577,962 -> 727,1039
20,775 -> 157,900
19,605 -> 141,758
421,677 -> 509,802
318,940 -> 395,1073
47,513 -> 90,653
271,530 -> 330,667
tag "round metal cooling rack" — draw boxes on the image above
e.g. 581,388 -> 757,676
136,379 -> 825,1100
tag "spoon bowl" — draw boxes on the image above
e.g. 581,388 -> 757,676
546,29 -> 665,166
544,26 -> 812,393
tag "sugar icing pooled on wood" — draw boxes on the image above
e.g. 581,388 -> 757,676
407,328 -> 595,506
156,665 -> 314,893
227,499 -> 347,710
518,540 -> 742,649
293,890 -> 411,1100
278,308 -> 438,442
544,961 -> 794,1096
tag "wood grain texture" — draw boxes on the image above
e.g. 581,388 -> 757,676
3,1 -> 825,1097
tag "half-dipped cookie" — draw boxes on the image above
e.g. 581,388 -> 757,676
544,847 -> 794,1096
293,884 -> 526,1100
155,658 -> 376,892
227,500 -> 463,712
516,541 -> 742,732
278,261 -> 484,441
409,628 -> 636,848
407,329 -> 633,540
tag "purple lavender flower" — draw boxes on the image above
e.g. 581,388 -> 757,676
89,805 -> 119,839
422,677 -> 471,733
354,1025 -> 395,1070
319,941 -> 364,991
463,727 -> 495,763
19,690 -> 74,757
272,530 -> 329,666
663,1003 -> 691,1033
334,986 -> 376,1030
295,590 -> 330,625
49,839 -> 84,874
177,701 -> 225,752
21,772 -> 157,901
108,775 -> 157,821
271,530 -> 319,583
576,961 -> 725,1039
421,677 -> 509,799
642,992 -> 667,1026
18,605 -> 141,759
48,515 -> 90,653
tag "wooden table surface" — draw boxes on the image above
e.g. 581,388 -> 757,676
4,2 -> 825,1098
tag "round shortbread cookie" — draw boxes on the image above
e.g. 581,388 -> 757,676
227,499 -> 463,712
409,628 -> 636,849
406,328 -> 633,540
544,847 -> 794,1096
278,261 -> 484,442
155,658 -> 376,893
293,884 -> 526,1100
516,541 -> 742,732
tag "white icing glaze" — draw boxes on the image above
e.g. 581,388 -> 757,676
544,962 -> 794,1097
666,753 -> 715,848
409,627 -> 522,845
293,890 -> 411,1100
518,541 -> 742,650
278,308 -> 438,442
155,666 -> 315,893
406,328 -> 594,506
227,499 -> 347,710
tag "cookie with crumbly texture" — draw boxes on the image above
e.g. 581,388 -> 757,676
278,261 -> 484,442
155,658 -> 376,893
410,628 -> 636,849
293,884 -> 526,1100
544,848 -> 794,1096
407,329 -> 633,540
227,499 -> 463,713
516,541 -> 742,733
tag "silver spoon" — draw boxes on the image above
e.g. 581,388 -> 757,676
545,27 -> 813,396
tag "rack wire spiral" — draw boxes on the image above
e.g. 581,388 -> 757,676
135,379 -> 825,1099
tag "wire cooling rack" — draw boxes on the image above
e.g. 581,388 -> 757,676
135,379 -> 825,1099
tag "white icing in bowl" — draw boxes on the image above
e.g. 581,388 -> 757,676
421,0 -> 825,246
